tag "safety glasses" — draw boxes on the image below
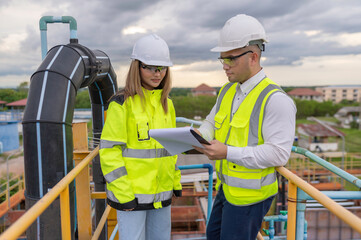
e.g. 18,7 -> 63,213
139,63 -> 168,73
218,50 -> 254,66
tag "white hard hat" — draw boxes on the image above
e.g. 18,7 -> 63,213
131,34 -> 173,66
211,14 -> 268,52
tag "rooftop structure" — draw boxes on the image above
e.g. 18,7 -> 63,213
297,123 -> 345,152
191,84 -> 217,96
288,88 -> 323,102
315,85 -> 361,103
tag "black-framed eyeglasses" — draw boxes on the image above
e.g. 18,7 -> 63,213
139,63 -> 168,73
218,50 -> 254,66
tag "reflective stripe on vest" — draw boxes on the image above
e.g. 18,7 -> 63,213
248,84 -> 282,146
215,81 -> 282,146
122,148 -> 171,158
216,82 -> 235,113
106,189 -> 173,204
100,140 -> 171,158
100,139 -> 126,149
104,166 -> 127,183
214,78 -> 281,205
135,191 -> 173,203
217,171 -> 277,189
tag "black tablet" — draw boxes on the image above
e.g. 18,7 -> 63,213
190,129 -> 211,145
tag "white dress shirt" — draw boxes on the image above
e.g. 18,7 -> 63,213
199,69 -> 297,169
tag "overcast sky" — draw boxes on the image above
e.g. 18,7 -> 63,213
1,0 -> 361,89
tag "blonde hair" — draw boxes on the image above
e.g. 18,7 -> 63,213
119,60 -> 172,113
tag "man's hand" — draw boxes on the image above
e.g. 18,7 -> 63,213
193,140 -> 227,160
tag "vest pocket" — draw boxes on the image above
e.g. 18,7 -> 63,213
225,161 -> 262,198
135,115 -> 150,141
214,111 -> 227,129
227,161 -> 261,174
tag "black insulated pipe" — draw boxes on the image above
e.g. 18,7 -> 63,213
23,43 -> 117,240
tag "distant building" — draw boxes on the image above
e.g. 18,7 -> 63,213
334,106 -> 360,128
191,84 -> 217,96
6,98 -> 27,110
315,85 -> 361,103
287,88 -> 323,102
297,123 -> 345,152
0,100 -> 7,110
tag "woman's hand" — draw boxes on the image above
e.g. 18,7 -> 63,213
124,208 -> 135,211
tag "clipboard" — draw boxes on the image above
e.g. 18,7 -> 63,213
149,126 -> 211,155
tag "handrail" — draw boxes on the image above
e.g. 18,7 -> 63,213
276,166 -> 361,236
0,175 -> 24,199
0,146 -> 99,240
91,205 -> 111,240
292,146 -> 361,189
2,143 -> 361,239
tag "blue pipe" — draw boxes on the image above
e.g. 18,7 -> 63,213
176,117 -> 202,127
302,191 -> 361,200
263,214 -> 288,240
304,220 -> 308,240
39,16 -> 78,59
109,224 -> 119,240
292,146 -> 361,189
178,164 -> 213,225
297,189 -> 307,240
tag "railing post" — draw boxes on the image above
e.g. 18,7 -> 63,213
73,122 -> 92,239
287,181 -> 297,240
60,186 -> 71,240
107,208 -> 118,239
296,189 -> 307,240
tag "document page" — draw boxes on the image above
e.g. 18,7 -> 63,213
149,126 -> 210,156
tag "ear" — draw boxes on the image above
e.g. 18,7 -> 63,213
249,52 -> 260,66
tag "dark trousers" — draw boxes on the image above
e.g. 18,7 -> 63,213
206,186 -> 274,240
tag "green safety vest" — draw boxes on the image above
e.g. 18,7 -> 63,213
99,88 -> 182,210
214,77 -> 282,206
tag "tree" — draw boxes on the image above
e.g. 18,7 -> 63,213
75,90 -> 91,108
172,95 -> 216,118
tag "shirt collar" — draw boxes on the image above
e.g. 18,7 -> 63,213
236,69 -> 266,94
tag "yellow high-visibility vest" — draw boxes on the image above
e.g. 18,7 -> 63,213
214,78 -> 282,206
99,88 -> 182,210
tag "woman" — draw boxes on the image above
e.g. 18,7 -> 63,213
99,34 -> 182,240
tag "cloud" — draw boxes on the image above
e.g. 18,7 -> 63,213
1,0 -> 361,88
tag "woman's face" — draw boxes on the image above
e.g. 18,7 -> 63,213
139,63 -> 168,90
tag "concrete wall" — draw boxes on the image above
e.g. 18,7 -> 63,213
306,207 -> 361,240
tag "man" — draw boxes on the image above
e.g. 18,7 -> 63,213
193,14 -> 296,240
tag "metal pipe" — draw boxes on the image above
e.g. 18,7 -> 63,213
176,117 -> 202,126
109,224 -> 119,240
296,189 -> 307,240
178,163 -> 213,224
39,16 -> 78,59
302,191 -> 361,200
292,146 -> 361,189
276,166 -> 361,235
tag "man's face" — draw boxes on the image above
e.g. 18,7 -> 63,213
219,47 -> 253,83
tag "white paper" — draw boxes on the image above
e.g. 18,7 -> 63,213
149,126 -> 205,156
